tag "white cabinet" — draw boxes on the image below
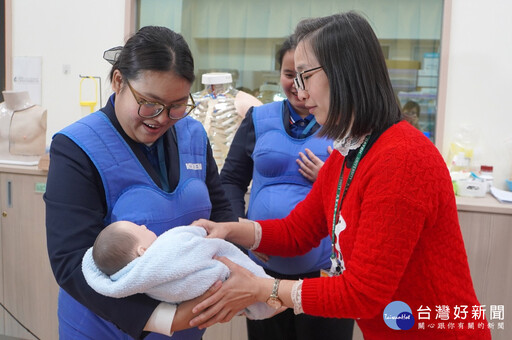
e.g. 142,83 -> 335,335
456,195 -> 512,340
0,165 -> 58,340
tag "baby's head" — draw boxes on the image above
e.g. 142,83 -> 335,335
92,220 -> 157,276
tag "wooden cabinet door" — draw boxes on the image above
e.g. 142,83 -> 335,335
0,177 -> 4,335
458,211 -> 512,340
0,173 -> 58,340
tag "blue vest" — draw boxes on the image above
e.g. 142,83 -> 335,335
59,112 -> 212,234
248,101 -> 332,274
57,112 -> 210,339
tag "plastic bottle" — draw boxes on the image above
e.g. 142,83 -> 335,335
446,126 -> 475,172
190,73 -> 242,170
479,165 -> 494,192
505,137 -> 512,191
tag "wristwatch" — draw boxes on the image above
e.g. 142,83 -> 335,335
266,278 -> 283,309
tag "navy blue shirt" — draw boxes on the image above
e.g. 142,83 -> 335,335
286,100 -> 316,139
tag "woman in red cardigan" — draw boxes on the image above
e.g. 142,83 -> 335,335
190,11 -> 491,340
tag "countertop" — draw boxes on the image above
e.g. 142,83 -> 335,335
456,194 -> 512,215
1,164 -> 511,216
0,163 -> 48,176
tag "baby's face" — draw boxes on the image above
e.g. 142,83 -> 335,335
120,221 -> 157,249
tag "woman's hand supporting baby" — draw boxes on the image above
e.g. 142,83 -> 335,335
188,256 -> 273,329
191,219 -> 256,249
188,219 -> 290,329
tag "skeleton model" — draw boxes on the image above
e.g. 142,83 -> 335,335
191,73 -> 262,170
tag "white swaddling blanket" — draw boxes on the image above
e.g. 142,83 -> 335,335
82,225 -> 275,320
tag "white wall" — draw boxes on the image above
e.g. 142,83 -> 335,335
10,0 -> 126,143
7,0 -> 512,188
443,0 -> 512,189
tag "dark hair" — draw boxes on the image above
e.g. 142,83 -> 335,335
276,35 -> 297,70
402,100 -> 421,129
108,26 -> 195,84
295,11 -> 401,140
92,223 -> 139,276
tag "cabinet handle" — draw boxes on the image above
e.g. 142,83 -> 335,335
7,180 -> 12,208
2,211 -> 6,217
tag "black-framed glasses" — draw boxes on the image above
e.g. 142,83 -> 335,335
126,80 -> 196,120
293,66 -> 323,91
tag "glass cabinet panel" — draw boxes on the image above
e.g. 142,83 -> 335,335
138,0 -> 443,142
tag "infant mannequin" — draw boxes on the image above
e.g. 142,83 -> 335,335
92,220 -> 158,275
82,221 -> 279,320
0,91 -> 47,161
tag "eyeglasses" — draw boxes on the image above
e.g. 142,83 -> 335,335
126,80 -> 196,120
293,66 -> 323,91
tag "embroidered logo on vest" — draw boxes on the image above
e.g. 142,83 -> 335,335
186,163 -> 202,170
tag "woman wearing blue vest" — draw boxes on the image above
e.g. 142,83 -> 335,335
44,26 -> 235,339
220,35 -> 354,340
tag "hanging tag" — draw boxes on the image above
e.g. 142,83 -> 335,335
320,259 -> 339,277
334,216 -> 346,254
323,257 -> 343,277
335,216 -> 346,234
338,257 -> 346,273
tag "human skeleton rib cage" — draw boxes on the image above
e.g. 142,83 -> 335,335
190,72 -> 262,170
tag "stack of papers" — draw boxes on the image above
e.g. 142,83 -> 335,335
490,186 -> 512,203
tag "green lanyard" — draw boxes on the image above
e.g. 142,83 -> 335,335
329,135 -> 370,274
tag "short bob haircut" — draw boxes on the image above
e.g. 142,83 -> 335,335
294,11 -> 401,140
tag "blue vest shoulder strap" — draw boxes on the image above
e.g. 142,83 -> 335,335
252,101 -> 283,139
57,113 -> 209,227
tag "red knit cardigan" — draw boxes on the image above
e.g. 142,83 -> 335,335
257,122 -> 491,339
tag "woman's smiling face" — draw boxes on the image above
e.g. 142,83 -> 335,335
280,50 -> 308,117
112,69 -> 192,145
